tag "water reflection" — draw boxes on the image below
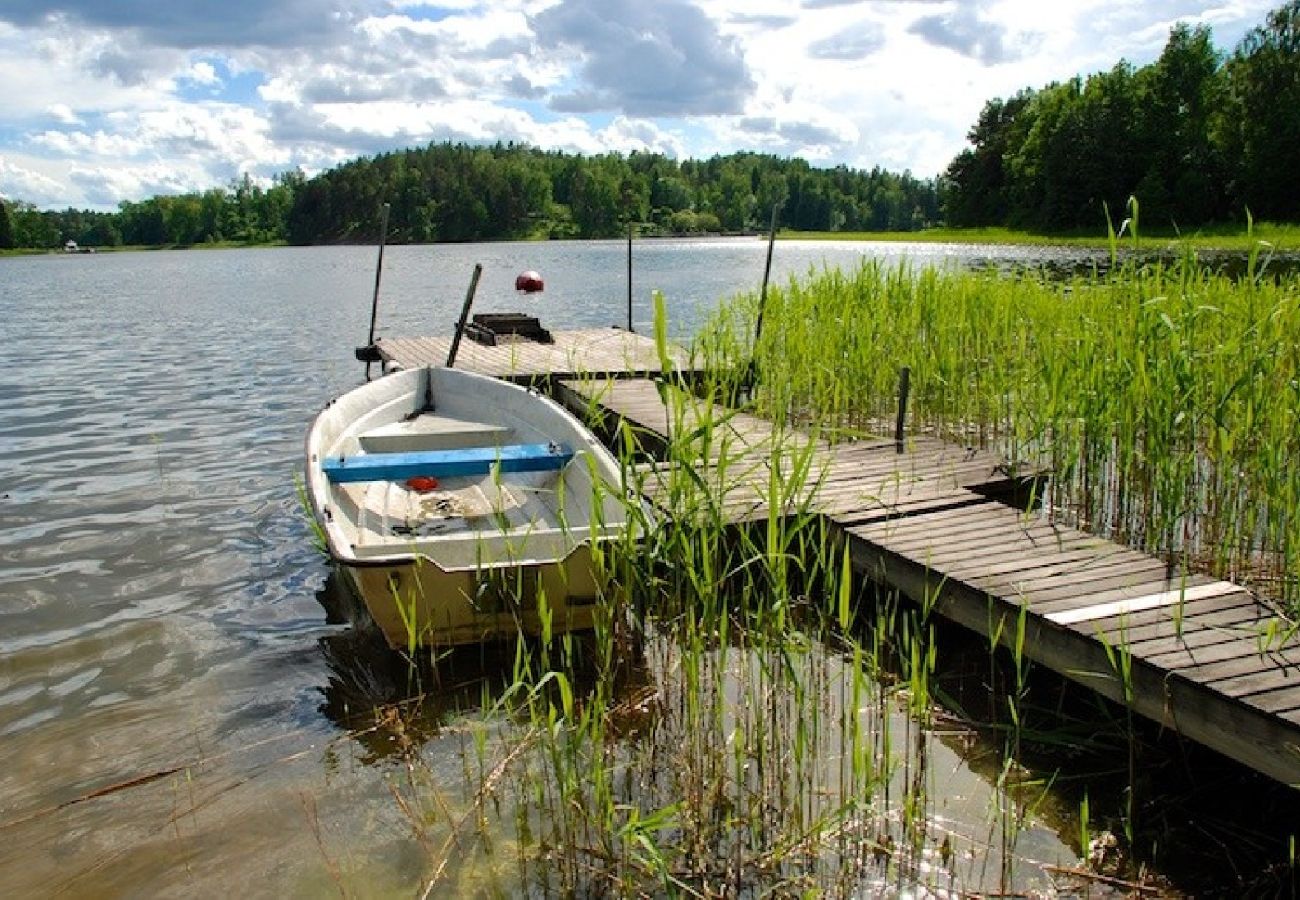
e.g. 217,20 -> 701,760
307,563 -> 1300,896
313,570 -> 657,765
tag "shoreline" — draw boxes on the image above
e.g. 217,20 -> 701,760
779,224 -> 1298,252
3,224 -> 1296,256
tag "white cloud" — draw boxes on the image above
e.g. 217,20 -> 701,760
186,60 -> 219,85
0,155 -> 68,206
598,117 -> 687,157
46,104 -> 82,126
0,0 -> 1285,208
68,163 -> 214,207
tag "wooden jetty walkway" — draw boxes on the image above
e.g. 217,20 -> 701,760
375,329 -> 686,380
378,329 -> 1300,787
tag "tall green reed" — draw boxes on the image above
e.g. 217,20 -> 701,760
408,291 -> 1059,895
698,247 -> 1300,609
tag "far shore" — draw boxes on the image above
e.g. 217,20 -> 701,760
3,223 -> 1296,256
780,223 -> 1298,252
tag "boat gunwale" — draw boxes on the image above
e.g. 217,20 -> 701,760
306,366 -> 630,572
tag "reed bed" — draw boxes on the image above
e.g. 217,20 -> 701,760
368,329 -> 1086,896
698,243 -> 1300,610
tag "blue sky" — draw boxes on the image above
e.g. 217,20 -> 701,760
0,0 -> 1277,209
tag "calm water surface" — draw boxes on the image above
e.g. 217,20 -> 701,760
0,239 -> 1150,894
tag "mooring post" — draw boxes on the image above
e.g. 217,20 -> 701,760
745,204 -> 781,401
895,365 -> 911,453
360,202 -> 390,379
627,221 -> 634,332
446,263 -> 484,368
753,204 -> 780,349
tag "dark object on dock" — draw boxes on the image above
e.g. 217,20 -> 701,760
465,313 -> 554,346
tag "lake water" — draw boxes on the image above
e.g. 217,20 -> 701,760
0,238 -> 1248,894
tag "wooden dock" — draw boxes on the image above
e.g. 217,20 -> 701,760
385,329 -> 1300,787
375,328 -> 689,381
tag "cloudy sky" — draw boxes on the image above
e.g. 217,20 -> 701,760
0,0 -> 1277,209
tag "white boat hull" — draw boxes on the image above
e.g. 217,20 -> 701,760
305,366 -> 630,648
340,544 -> 603,650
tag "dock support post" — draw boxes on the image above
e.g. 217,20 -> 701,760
358,202 -> 390,379
627,221 -> 634,332
743,204 -> 781,402
895,366 -> 910,453
753,204 -> 779,349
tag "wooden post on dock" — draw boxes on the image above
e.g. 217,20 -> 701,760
895,366 -> 911,453
446,263 -> 483,368
753,204 -> 779,348
358,202 -> 390,378
627,222 -> 634,332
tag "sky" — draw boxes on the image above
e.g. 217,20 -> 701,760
0,0 -> 1279,210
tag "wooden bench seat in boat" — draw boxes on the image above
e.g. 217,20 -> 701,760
322,443 -> 574,483
357,414 -> 513,453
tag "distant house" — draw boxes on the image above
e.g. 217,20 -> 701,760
64,240 -> 78,253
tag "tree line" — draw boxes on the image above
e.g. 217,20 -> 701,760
943,1 -> 1300,230
0,172 -> 302,250
0,148 -> 938,250
288,145 -> 939,243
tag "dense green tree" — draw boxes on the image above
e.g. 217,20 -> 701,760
754,170 -> 789,224
0,199 -> 15,249
944,2 -> 1300,231
715,166 -> 754,231
569,164 -> 622,237
1222,0 -> 1300,220
10,201 -> 61,248
1137,24 -> 1226,225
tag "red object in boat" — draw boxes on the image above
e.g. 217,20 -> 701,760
515,270 -> 544,293
405,475 -> 439,493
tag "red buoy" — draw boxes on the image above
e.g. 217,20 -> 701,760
515,270 -> 544,293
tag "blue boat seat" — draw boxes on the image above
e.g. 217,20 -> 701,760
323,442 -> 574,484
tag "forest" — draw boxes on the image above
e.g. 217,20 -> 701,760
2,1 -> 1298,249
943,1 -> 1300,230
0,150 -> 937,249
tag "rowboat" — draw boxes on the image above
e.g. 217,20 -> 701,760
305,366 -> 632,649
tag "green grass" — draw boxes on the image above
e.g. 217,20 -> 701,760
783,222 -> 1300,252
370,304 -> 1103,896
